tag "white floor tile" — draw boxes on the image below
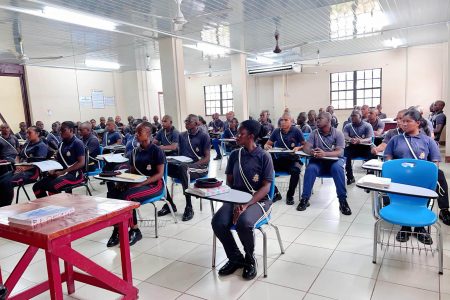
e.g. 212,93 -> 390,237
279,243 -> 333,268
307,218 -> 352,235
146,261 -> 210,292
294,229 -> 343,249
302,294 -> 335,300
371,281 -> 439,300
186,271 -> 254,300
174,227 -> 213,244
178,244 -> 227,268
324,251 -> 380,279
113,253 -> 173,281
336,235 -> 380,256
260,259 -> 320,291
135,281 -> 182,299
309,270 -> 375,300
377,259 -> 440,292
145,238 -> 200,260
239,281 -> 305,300
273,214 -> 316,229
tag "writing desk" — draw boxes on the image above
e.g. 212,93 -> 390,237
94,174 -> 147,183
362,160 -> 383,176
356,175 -> 438,220
0,194 -> 139,299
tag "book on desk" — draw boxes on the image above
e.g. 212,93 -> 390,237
357,175 -> 391,188
186,184 -> 231,197
15,160 -> 63,172
8,205 -> 75,227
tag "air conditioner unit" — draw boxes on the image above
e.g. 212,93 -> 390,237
247,64 -> 301,76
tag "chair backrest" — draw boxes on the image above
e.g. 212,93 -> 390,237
162,162 -> 168,198
303,133 -> 310,141
268,171 -> 275,200
99,146 -> 104,155
382,159 -> 438,207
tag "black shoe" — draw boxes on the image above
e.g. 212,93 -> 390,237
106,228 -> 119,247
396,226 -> 412,242
129,228 -> 142,246
297,198 -> 310,211
213,156 -> 222,160
382,195 -> 390,207
339,199 -> 352,215
286,195 -> 294,205
346,177 -> 355,185
439,209 -> 450,226
158,204 -> 177,217
218,257 -> 244,276
273,192 -> 282,202
242,254 -> 257,280
99,181 -> 105,185
414,227 -> 433,245
182,206 -> 194,221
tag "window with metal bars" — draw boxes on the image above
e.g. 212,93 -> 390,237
330,68 -> 382,109
204,84 -> 233,116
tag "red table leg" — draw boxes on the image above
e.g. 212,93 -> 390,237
5,246 -> 38,297
45,251 -> 63,300
64,242 -> 75,294
118,218 -> 133,283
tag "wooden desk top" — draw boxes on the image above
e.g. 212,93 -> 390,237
0,194 -> 139,241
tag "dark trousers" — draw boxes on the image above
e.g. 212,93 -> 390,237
11,167 -> 40,187
211,199 -> 271,261
302,158 -> 347,200
33,172 -> 84,198
167,161 -> 208,207
0,171 -> 13,207
273,157 -> 302,198
212,138 -> 221,157
107,180 -> 164,226
104,161 -> 130,192
344,144 -> 374,179
437,169 -> 449,209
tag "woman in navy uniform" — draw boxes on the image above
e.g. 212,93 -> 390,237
264,112 -> 304,205
106,122 -> 165,247
12,126 -> 48,187
385,109 -> 442,244
32,121 -> 86,198
212,117 -> 239,159
211,119 -> 274,280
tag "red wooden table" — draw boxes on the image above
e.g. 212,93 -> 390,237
0,194 -> 139,299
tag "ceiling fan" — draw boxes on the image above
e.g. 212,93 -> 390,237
14,37 -> 63,65
301,50 -> 333,68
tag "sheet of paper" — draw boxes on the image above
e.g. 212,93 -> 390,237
32,160 -> 63,172
167,156 -> 194,163
91,90 -> 105,109
102,154 -> 128,163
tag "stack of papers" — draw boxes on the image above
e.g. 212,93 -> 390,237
167,156 -> 193,163
186,184 -> 231,197
268,148 -> 294,153
9,205 -> 74,227
358,175 -> 391,188
100,154 -> 128,163
116,173 -> 146,181
363,159 -> 384,168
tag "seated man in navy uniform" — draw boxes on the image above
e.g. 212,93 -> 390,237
264,112 -> 304,205
33,121 -> 86,198
211,119 -> 274,280
343,110 -> 374,185
298,112 -> 351,215
15,122 -> 27,141
106,122 -> 166,247
367,108 -> 385,146
12,126 -> 48,188
0,123 -> 19,163
79,122 -> 101,172
153,115 -> 180,156
46,122 -> 62,152
102,120 -> 122,152
212,117 -> 239,160
158,114 -> 210,221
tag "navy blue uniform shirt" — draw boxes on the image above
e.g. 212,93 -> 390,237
131,143 -> 165,177
385,133 -> 441,162
156,127 -> 180,146
20,140 -> 48,162
46,132 -> 62,150
102,131 -> 121,146
308,128 -> 345,155
82,134 -> 100,158
0,134 -> 19,162
269,127 -> 304,149
343,121 -> 374,139
226,146 -> 274,195
209,119 -> 224,132
178,129 -> 210,162
57,136 -> 85,172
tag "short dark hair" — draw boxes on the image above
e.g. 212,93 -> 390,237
240,120 -> 261,141
61,121 -> 76,131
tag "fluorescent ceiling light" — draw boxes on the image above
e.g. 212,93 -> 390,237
383,37 -> 403,49
85,60 -> 120,70
42,6 -> 116,31
183,42 -> 229,57
247,56 -> 276,65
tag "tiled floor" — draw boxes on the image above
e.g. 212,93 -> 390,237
4,153 -> 450,300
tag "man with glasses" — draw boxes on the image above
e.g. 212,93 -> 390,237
158,114 -> 210,221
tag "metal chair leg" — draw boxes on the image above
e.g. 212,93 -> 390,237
200,198 -> 203,211
151,203 -> 158,238
433,223 -> 443,274
210,201 -> 216,268
164,200 -> 178,224
15,186 -> 20,204
373,219 -> 381,264
22,185 -> 31,201
85,185 -> 92,196
270,223 -> 285,254
259,227 -> 268,278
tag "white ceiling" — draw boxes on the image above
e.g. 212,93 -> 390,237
0,0 -> 448,73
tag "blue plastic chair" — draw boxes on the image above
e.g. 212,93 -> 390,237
303,132 -> 310,141
219,133 -> 234,170
212,173 -> 285,277
137,163 -> 177,238
373,159 -> 443,274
